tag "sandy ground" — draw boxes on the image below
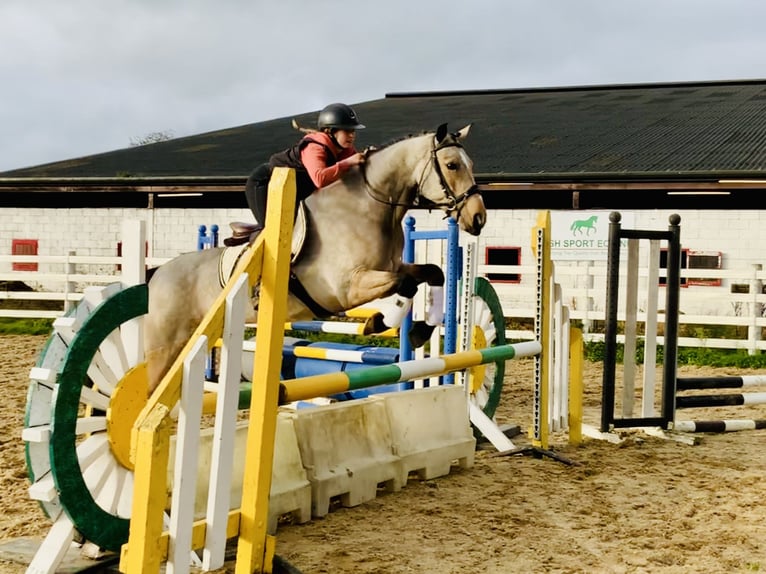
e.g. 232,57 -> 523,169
1,334 -> 766,573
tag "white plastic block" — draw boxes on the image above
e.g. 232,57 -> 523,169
290,399 -> 401,517
375,386 -> 476,484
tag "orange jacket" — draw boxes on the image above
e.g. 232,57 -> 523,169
299,131 -> 358,189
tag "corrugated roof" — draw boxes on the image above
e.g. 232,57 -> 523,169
3,78 -> 766,181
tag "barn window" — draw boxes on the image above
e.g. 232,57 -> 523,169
485,246 -> 521,283
12,239 -> 38,271
659,248 -> 688,287
686,250 -> 722,286
658,249 -> 722,287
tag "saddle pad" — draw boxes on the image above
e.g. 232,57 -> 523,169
217,243 -> 249,288
291,201 -> 307,263
217,202 -> 309,286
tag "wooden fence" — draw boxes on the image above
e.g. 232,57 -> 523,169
2,242 -> 766,353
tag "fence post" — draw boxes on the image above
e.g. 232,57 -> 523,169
748,263 -> 763,356
64,250 -> 76,314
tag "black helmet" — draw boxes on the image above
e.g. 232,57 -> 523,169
317,103 -> 365,130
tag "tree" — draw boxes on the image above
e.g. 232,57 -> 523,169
129,130 -> 175,147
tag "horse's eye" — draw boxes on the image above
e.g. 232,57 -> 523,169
446,162 -> 459,171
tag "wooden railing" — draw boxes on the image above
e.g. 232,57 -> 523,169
3,243 -> 766,353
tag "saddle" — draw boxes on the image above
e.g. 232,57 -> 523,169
224,222 -> 262,247
222,202 -> 309,265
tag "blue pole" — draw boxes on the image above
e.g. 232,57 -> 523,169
399,216 -> 460,384
443,218 -> 459,384
197,224 -> 219,380
400,216 -> 416,361
197,225 -> 207,251
211,224 -> 219,247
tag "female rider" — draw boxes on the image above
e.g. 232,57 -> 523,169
245,102 -> 367,226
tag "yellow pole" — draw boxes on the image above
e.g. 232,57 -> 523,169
568,326 -> 584,446
121,405 -> 171,573
530,210 -> 551,449
236,168 -> 296,574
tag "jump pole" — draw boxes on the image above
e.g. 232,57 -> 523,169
673,375 -> 766,430
279,341 -> 542,404
530,210 -> 584,449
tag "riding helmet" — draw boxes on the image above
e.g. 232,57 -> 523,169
317,103 -> 365,130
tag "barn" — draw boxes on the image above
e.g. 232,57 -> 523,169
2,78 -> 766,321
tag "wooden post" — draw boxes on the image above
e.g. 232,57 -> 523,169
236,167 -> 296,574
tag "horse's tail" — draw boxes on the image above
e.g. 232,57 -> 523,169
570,221 -> 576,231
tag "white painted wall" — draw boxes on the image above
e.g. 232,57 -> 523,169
1,206 -> 764,318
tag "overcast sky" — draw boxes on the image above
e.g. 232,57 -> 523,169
2,0 -> 765,172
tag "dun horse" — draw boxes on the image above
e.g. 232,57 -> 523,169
145,123 -> 486,392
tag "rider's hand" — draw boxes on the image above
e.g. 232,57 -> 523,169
347,152 -> 366,166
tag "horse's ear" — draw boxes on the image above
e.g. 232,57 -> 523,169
454,124 -> 471,141
435,123 -> 449,143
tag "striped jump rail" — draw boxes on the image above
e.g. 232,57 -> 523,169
285,319 -> 398,338
278,341 -> 542,404
677,375 -> 766,390
674,419 -> 766,433
243,339 -> 400,366
676,376 -> 766,409
675,374 -> 766,433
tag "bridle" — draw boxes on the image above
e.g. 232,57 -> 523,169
415,140 -> 480,217
362,137 -> 480,218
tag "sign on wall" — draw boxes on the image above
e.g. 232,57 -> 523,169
549,211 -> 634,261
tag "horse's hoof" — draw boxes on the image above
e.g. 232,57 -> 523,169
363,312 -> 389,335
408,321 -> 435,348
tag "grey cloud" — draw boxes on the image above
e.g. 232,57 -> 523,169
2,0 -> 766,171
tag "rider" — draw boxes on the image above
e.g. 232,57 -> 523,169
245,102 -> 367,226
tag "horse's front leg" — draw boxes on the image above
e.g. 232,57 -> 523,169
398,263 -> 445,348
347,264 -> 444,348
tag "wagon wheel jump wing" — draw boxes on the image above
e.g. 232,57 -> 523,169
466,276 -> 507,420
24,283 -> 148,555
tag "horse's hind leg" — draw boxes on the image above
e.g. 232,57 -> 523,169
145,346 -> 173,395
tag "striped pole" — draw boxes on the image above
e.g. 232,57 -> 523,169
677,375 -> 766,390
674,419 -> 766,433
279,341 -> 542,404
243,339 -> 400,366
676,392 -> 766,409
285,320 -> 398,338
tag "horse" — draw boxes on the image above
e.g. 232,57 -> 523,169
144,123 -> 486,393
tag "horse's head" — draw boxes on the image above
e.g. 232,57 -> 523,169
416,124 -> 486,236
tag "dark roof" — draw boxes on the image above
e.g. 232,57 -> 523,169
4,78 -> 766,182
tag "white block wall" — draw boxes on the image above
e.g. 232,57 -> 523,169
2,206 -> 765,317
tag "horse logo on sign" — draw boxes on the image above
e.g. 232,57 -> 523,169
570,215 -> 598,236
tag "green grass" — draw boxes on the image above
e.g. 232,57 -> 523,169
0,317 -> 55,336
584,340 -> 766,369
